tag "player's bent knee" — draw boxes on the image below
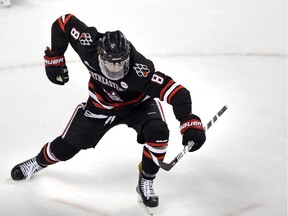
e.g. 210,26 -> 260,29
142,120 -> 169,143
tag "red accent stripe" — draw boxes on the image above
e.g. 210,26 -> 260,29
43,144 -> 57,164
167,85 -> 184,104
91,100 -> 106,109
156,155 -> 166,160
143,149 -> 152,159
159,80 -> 174,100
57,14 -> 73,32
94,91 -> 108,104
180,119 -> 204,134
111,93 -> 145,107
44,56 -> 65,67
88,82 -> 94,89
156,100 -> 166,122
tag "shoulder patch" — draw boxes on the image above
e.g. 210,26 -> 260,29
133,63 -> 150,77
79,32 -> 93,45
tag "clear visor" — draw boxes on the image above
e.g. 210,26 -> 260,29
105,61 -> 125,73
99,55 -> 129,80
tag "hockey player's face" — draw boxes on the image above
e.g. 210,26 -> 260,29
99,55 -> 130,80
103,60 -> 125,73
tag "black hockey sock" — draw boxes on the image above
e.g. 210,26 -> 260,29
141,145 -> 166,180
140,119 -> 169,179
37,136 -> 80,166
37,142 -> 59,166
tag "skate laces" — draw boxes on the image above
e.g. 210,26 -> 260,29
140,177 -> 156,199
19,157 -> 43,181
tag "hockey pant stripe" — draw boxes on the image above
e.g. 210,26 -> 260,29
155,100 -> 166,122
62,103 -> 85,139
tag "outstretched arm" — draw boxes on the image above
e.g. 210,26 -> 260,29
143,70 -> 206,151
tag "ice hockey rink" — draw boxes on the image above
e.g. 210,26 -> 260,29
0,0 -> 286,215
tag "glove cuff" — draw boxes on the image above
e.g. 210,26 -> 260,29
44,55 -> 66,67
180,114 -> 204,134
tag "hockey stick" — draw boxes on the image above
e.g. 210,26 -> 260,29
150,105 -> 228,171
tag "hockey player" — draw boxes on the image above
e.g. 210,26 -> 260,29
11,14 -> 206,211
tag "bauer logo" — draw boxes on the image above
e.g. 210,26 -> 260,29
180,121 -> 203,132
45,57 -> 65,66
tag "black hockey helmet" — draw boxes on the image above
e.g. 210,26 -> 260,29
99,31 -> 130,80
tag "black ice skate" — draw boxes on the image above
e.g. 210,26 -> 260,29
11,157 -> 45,181
136,173 -> 158,215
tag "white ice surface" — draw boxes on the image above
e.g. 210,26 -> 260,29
0,0 -> 287,216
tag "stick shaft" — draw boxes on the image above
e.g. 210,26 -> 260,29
153,105 -> 228,171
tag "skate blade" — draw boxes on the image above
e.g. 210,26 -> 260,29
137,195 -> 155,216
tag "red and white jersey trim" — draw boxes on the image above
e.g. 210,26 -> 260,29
89,90 -> 114,110
160,81 -> 184,104
163,82 -> 180,102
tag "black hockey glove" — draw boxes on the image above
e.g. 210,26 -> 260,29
180,114 -> 206,152
44,47 -> 69,85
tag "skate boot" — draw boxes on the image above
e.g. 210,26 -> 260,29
11,157 -> 46,181
136,173 -> 159,208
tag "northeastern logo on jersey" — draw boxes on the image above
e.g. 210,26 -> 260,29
103,89 -> 123,102
133,63 -> 150,77
79,33 -> 93,45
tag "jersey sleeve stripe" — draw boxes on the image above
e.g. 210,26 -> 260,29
163,82 -> 181,103
57,14 -> 73,32
159,80 -> 174,100
167,85 -> 184,104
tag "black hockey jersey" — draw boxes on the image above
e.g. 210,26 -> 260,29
49,14 -> 192,121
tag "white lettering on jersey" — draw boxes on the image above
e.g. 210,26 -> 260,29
89,70 -> 124,91
84,61 -> 124,91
